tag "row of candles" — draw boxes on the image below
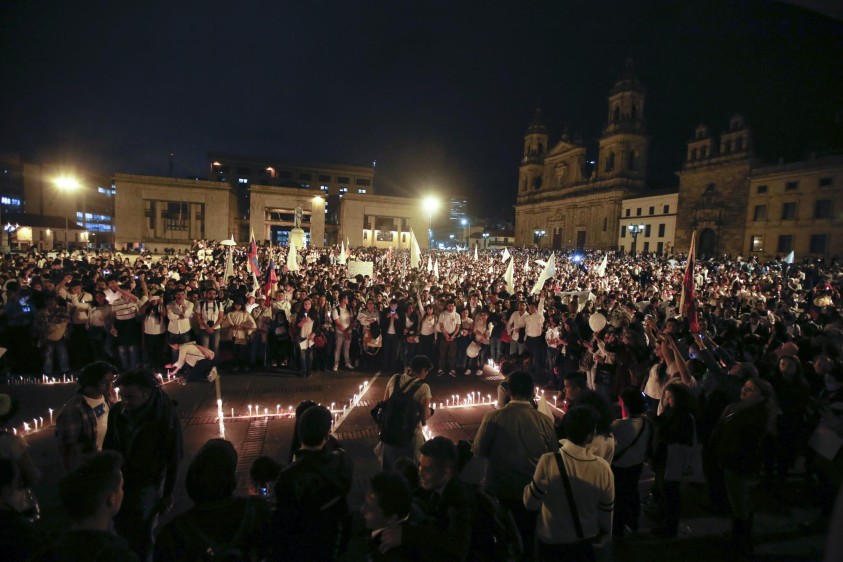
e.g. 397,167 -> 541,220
6,374 -> 78,385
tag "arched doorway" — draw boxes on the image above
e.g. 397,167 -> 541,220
698,228 -> 717,257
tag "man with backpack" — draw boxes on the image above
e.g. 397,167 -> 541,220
376,355 -> 433,471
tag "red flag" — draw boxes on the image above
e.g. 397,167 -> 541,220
248,232 -> 260,278
263,258 -> 277,298
680,231 -> 699,333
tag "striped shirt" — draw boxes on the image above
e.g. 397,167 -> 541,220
111,297 -> 138,321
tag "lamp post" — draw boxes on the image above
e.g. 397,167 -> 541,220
5,223 -> 19,251
533,229 -> 546,247
422,196 -> 440,248
482,232 -> 490,249
629,223 -> 645,255
460,218 -> 469,248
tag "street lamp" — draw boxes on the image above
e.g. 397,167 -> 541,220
422,196 -> 440,247
460,218 -> 470,247
5,223 -> 19,251
533,229 -> 546,247
629,223 -> 645,254
54,176 -> 81,249
482,232 -> 490,249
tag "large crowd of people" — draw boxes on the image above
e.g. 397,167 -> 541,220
0,239 -> 842,560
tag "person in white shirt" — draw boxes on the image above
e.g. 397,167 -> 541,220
332,294 -> 354,371
166,340 -> 217,382
223,299 -> 257,371
507,301 -> 528,355
437,300 -> 460,377
66,280 -> 94,369
525,405 -> 614,559
295,298 -> 316,378
166,288 -> 194,346
138,291 -> 167,372
523,296 -> 546,381
250,295 -> 274,368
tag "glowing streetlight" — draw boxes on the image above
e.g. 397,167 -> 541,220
422,196 -> 440,247
629,223 -> 645,255
53,176 -> 81,249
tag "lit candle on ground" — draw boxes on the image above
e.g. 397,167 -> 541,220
248,404 -> 253,416
49,408 -> 53,425
114,387 -> 120,401
231,408 -> 234,418
276,405 -> 280,414
264,407 -> 268,416
33,418 -> 38,430
39,417 -> 43,429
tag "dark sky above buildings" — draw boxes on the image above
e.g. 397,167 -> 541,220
1,1 -> 841,219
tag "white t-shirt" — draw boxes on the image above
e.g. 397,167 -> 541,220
83,395 -> 109,451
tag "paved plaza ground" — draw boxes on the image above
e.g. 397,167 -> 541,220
2,365 -> 833,561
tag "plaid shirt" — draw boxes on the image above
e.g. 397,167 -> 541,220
56,391 -> 112,454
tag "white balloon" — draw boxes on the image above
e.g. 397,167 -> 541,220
588,312 -> 607,332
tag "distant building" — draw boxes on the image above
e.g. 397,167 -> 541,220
514,57 -> 648,251
449,196 -> 467,223
619,191 -> 678,254
743,155 -> 843,260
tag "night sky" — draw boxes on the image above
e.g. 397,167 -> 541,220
1,1 -> 841,220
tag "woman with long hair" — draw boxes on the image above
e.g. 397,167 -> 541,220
294,298 -> 316,378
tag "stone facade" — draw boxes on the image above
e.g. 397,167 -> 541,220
248,185 -> 326,247
619,192 -> 678,254
515,58 -> 648,250
338,193 -> 430,249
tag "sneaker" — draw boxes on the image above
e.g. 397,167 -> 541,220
332,365 -> 339,372
464,368 -> 472,376
476,369 -> 484,376
449,370 -> 457,378
207,367 -> 220,383
437,370 -> 445,377
346,364 -> 354,371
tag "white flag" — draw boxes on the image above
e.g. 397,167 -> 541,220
433,259 -> 439,278
531,253 -> 556,295
474,244 -> 478,262
504,256 -> 514,293
784,250 -> 794,264
597,254 -> 608,277
286,240 -> 299,272
338,240 -> 347,264
427,256 -> 433,273
523,258 -> 530,274
502,247 -> 510,262
410,229 -> 422,269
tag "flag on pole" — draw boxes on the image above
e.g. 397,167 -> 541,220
597,254 -> 608,277
504,256 -> 514,293
427,256 -> 433,273
263,258 -> 277,298
502,247 -> 510,262
474,244 -> 478,262
784,250 -> 794,264
680,231 -> 699,333
410,229 -> 422,269
433,259 -> 439,278
523,258 -> 530,274
346,236 -> 351,251
386,247 -> 393,263
286,240 -> 299,272
531,253 -> 556,295
248,228 -> 261,278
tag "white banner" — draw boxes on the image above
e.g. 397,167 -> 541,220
347,260 -> 374,279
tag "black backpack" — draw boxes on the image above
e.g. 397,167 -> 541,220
469,486 -> 524,562
370,375 -> 424,446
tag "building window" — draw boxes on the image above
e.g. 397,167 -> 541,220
815,200 -> 833,219
297,173 -> 311,180
753,205 -> 767,221
751,235 -> 764,252
355,178 -> 371,186
621,226 -> 627,238
777,235 -> 793,253
819,177 -> 833,187
644,224 -> 651,237
339,187 -> 348,193
810,234 -> 828,254
757,185 -> 768,194
636,208 -> 642,216
657,242 -> 664,254
643,242 -> 650,253
319,174 -> 331,182
658,224 -> 665,237
649,206 -> 655,215
663,205 -> 669,214
337,176 -> 350,184
625,209 -> 631,217
238,178 -> 248,184
781,202 -> 797,220
605,152 -> 615,172
785,181 -> 799,191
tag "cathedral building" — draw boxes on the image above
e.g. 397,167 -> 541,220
514,57 -> 648,250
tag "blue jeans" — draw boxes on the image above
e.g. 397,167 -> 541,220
118,345 -> 141,371
114,482 -> 162,561
197,329 -> 221,355
489,336 -> 502,362
42,340 -> 70,375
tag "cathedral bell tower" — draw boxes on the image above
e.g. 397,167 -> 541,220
519,107 -> 549,194
597,57 -> 649,181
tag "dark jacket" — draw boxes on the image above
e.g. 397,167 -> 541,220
380,308 -> 406,337
402,478 -> 474,562
36,529 -> 138,562
272,447 -> 354,561
653,408 -> 696,470
103,389 -> 182,495
710,399 -> 769,475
